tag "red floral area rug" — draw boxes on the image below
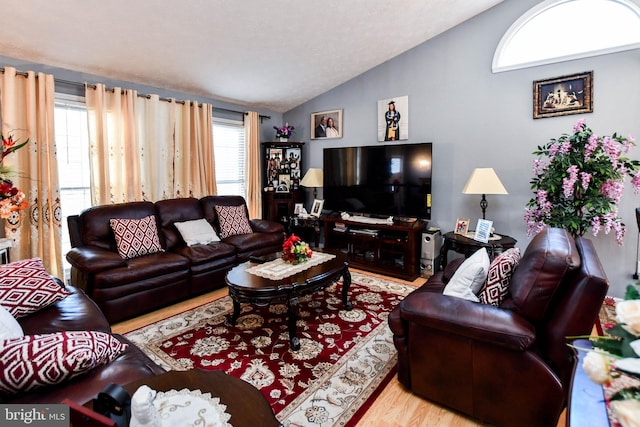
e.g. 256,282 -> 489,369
125,271 -> 415,426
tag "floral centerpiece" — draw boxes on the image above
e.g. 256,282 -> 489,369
274,123 -> 295,139
525,119 -> 640,244
0,133 -> 29,219
282,234 -> 312,264
577,283 -> 640,427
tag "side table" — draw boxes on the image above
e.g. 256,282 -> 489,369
440,231 -> 516,269
85,369 -> 282,427
288,215 -> 321,247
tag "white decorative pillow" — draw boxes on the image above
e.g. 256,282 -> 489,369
0,258 -> 71,318
0,331 -> 128,395
174,218 -> 220,246
215,205 -> 253,239
0,305 -> 23,340
443,248 -> 490,302
110,215 -> 164,259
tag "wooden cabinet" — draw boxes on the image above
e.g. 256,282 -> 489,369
322,216 -> 426,281
262,141 -> 304,223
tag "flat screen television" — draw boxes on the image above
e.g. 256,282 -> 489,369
323,143 -> 432,220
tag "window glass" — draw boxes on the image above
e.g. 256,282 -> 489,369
55,95 -> 91,279
493,0 -> 640,72
213,118 -> 246,197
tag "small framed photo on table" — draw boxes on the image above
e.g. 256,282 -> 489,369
294,203 -> 304,215
454,218 -> 470,235
311,199 -> 324,217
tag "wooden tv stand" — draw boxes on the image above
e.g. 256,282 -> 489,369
322,216 -> 426,281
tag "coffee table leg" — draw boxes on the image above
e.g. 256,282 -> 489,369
288,297 -> 301,351
342,267 -> 353,311
230,298 -> 241,325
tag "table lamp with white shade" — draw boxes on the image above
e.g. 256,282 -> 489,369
462,168 -> 508,220
300,168 -> 323,199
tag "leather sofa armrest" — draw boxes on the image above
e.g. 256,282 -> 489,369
250,219 -> 285,234
66,246 -> 127,274
399,292 -> 536,351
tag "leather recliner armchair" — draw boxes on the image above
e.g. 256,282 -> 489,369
388,227 -> 608,427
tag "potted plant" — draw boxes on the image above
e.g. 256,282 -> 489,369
525,119 -> 640,244
274,123 -> 295,141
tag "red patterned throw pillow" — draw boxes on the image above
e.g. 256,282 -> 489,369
0,258 -> 70,319
0,331 -> 128,395
215,205 -> 253,239
110,215 -> 164,259
479,248 -> 521,306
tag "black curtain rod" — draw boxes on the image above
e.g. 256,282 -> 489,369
0,68 -> 271,121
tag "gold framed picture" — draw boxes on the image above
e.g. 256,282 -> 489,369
533,71 -> 593,119
454,218 -> 470,235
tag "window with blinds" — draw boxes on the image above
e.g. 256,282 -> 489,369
55,94 -> 91,279
213,118 -> 246,197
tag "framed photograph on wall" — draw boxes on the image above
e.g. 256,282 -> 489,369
311,199 -> 324,217
533,71 -> 593,119
377,95 -> 408,141
311,109 -> 343,139
454,218 -> 470,235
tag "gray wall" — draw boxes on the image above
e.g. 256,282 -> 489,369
284,0 -> 640,297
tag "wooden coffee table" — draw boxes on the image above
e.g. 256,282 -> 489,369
225,249 -> 352,351
83,369 -> 281,427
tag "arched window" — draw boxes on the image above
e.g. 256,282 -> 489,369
493,0 -> 640,73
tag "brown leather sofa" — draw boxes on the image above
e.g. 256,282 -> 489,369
67,195 -> 284,324
3,279 -> 165,404
388,227 -> 608,427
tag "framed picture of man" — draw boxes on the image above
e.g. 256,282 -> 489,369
311,109 -> 343,140
377,96 -> 408,142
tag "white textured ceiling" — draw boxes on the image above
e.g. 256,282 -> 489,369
0,0 -> 503,112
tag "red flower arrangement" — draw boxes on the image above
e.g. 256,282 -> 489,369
0,132 -> 29,219
282,234 -> 312,264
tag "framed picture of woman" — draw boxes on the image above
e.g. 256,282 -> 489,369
377,96 -> 409,142
311,109 -> 343,140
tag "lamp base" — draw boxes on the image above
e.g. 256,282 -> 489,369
480,194 -> 488,220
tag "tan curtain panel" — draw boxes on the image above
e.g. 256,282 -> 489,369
174,100 -> 216,198
136,94 -> 174,200
85,84 -> 142,205
245,111 -> 261,218
0,67 -> 62,276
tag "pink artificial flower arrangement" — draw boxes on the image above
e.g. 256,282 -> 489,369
525,119 -> 640,244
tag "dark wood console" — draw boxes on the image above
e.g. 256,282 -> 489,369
322,216 -> 426,281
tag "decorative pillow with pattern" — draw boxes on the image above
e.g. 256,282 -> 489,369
0,331 -> 128,395
110,215 -> 164,259
479,248 -> 521,307
0,258 -> 70,319
215,205 -> 253,239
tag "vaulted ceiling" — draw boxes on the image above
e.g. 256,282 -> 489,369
0,0 -> 504,112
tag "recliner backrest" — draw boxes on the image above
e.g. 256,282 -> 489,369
509,228 -> 580,322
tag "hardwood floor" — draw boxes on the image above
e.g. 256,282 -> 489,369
112,269 -> 566,427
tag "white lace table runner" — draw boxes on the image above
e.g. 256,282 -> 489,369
246,252 -> 336,280
154,388 -> 232,426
